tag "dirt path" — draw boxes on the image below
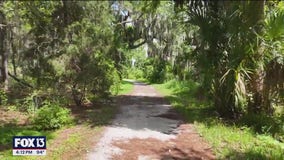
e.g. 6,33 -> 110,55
87,81 -> 215,160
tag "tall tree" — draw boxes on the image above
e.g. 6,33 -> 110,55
0,3 -> 8,90
243,0 -> 266,113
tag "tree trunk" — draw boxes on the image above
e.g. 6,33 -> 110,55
247,0 -> 266,113
11,27 -> 17,76
0,10 -> 9,91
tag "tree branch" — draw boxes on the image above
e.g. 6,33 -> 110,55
115,13 -> 144,25
8,72 -> 34,88
128,39 -> 147,49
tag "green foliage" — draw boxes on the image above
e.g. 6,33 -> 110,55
0,89 -> 8,105
19,90 -> 39,113
126,68 -> 144,80
0,125 -> 53,147
143,58 -> 167,83
198,123 -> 284,160
120,47 -> 147,80
123,56 -> 170,83
1,1 -> 120,107
168,1 -> 284,118
31,101 -> 73,130
110,70 -> 122,95
60,2 -> 119,104
153,79 -> 210,123
154,80 -> 284,159
7,105 -> 17,112
115,80 -> 134,95
19,90 -> 64,114
239,113 -> 284,142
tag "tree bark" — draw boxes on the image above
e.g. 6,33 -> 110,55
0,10 -> 9,91
247,0 -> 266,113
10,27 -> 17,76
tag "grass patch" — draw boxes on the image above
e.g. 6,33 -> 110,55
0,98 -> 117,159
0,125 -> 104,160
0,124 -> 55,160
41,126 -> 103,160
153,80 -> 284,160
116,79 -> 134,95
38,103 -> 116,160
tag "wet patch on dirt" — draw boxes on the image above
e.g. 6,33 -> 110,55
153,108 -> 181,120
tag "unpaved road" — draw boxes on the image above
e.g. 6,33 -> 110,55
87,81 -> 215,160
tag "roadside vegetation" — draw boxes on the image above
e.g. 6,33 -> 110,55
116,80 -> 134,95
0,0 -> 138,158
154,80 -> 284,159
120,1 -> 284,159
0,80 -> 133,159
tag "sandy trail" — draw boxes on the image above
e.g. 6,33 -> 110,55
87,81 -> 215,160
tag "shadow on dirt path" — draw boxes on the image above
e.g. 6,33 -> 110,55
87,81 -> 215,160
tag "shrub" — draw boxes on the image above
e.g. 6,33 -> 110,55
125,68 -> 144,80
31,101 -> 73,130
0,89 -> 8,105
20,93 -> 36,113
110,70 -> 122,95
142,58 -> 167,83
18,90 -> 45,113
239,113 -> 284,142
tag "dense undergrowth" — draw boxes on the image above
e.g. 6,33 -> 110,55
0,80 -> 133,159
153,80 -> 284,159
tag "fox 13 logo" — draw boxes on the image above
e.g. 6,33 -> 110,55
13,136 -> 46,156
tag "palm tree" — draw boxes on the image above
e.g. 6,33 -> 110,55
262,4 -> 284,114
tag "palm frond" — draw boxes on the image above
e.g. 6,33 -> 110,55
265,9 -> 284,40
